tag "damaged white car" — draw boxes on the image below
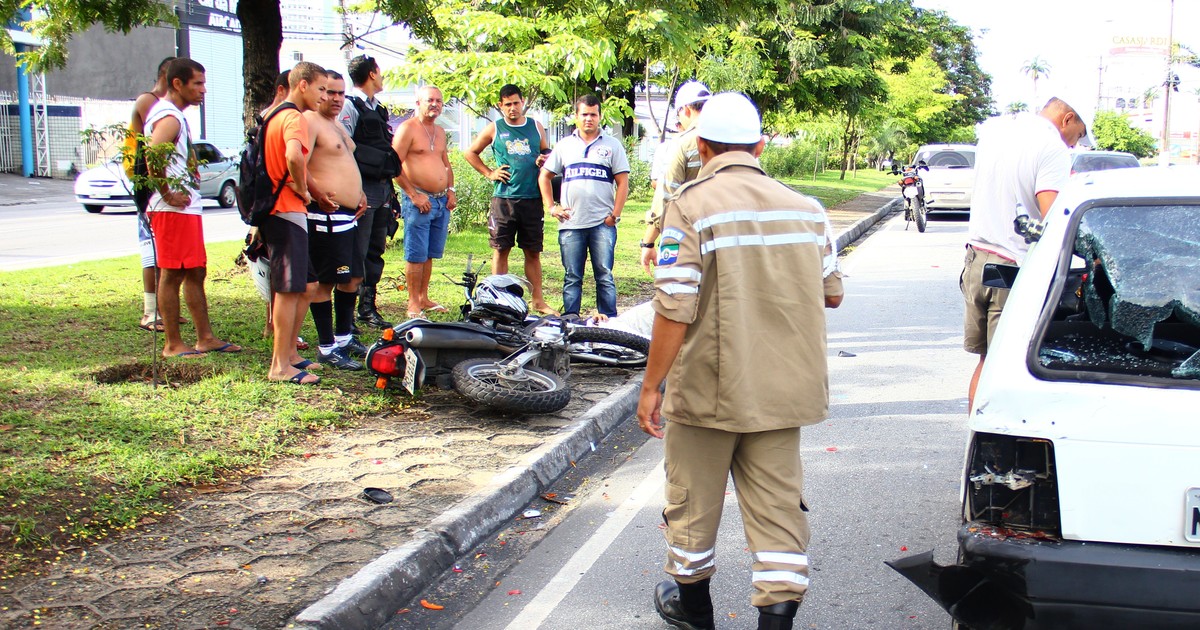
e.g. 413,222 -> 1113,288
889,167 -> 1200,629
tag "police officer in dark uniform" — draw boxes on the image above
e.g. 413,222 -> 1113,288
340,55 -> 403,329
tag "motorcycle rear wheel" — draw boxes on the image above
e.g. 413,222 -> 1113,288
915,196 -> 928,233
566,327 -> 649,367
452,358 -> 571,414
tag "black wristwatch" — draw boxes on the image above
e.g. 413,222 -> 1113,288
640,241 -> 656,249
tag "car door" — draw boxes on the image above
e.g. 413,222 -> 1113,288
193,142 -> 234,197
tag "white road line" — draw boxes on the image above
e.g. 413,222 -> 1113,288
502,458 -> 666,630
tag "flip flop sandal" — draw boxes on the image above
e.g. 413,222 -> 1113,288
167,349 -> 206,359
292,359 -> 316,370
359,487 -> 393,504
284,370 -> 320,385
203,342 -> 242,353
425,304 -> 450,313
138,320 -> 166,332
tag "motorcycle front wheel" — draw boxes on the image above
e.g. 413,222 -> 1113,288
915,196 -> 928,233
452,358 -> 571,414
566,327 -> 649,367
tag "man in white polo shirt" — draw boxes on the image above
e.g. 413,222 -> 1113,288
962,96 -> 1090,407
538,94 -> 630,318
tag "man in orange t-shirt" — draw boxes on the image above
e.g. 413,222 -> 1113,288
259,61 -> 331,385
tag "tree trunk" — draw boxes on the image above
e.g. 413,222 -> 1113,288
839,115 -> 854,180
237,0 -> 284,133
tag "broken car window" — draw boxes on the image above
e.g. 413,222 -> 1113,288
1037,205 -> 1200,379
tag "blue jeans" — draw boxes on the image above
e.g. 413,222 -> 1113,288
399,193 -> 450,263
558,223 -> 617,317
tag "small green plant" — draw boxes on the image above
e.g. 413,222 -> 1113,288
80,123 -> 198,200
446,150 -> 494,233
623,136 -> 653,201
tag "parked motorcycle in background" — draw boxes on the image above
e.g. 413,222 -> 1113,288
893,160 -> 930,233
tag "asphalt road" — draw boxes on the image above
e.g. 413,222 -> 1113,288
384,212 -> 977,629
0,196 -> 249,271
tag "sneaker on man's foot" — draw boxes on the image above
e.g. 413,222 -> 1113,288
341,337 -> 369,359
318,346 -> 364,371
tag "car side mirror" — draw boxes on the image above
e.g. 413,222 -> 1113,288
982,263 -> 1019,289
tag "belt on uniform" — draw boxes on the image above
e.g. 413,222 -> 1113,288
415,186 -> 449,199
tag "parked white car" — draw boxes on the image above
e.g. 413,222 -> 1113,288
914,143 -> 975,212
890,166 -> 1200,629
74,141 -> 239,213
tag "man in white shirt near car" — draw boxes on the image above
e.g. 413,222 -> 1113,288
962,96 -> 1090,407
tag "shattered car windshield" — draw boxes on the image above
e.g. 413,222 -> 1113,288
1037,205 -> 1200,380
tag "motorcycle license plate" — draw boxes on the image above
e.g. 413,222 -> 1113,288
401,348 -> 420,394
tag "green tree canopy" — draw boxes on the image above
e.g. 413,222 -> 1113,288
1092,110 -> 1157,158
1,0 -> 174,70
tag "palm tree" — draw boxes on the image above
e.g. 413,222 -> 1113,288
1144,87 -> 1160,109
1021,56 -> 1051,106
864,119 -> 909,169
1005,101 -> 1029,116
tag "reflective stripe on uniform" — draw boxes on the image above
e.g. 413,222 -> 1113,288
660,283 -> 699,295
669,545 -> 715,563
693,209 -> 827,232
754,551 -> 809,567
701,232 -> 824,256
674,559 -> 716,576
655,267 -> 702,282
751,570 -> 810,586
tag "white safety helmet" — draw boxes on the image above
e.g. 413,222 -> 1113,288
473,274 -> 530,323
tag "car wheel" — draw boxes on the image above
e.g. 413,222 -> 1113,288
218,181 -> 237,208
84,205 -> 104,214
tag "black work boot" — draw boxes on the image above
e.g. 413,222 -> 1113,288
757,601 -> 799,630
654,579 -> 715,630
356,285 -> 393,329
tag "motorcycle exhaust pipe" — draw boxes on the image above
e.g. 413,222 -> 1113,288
405,327 -> 502,351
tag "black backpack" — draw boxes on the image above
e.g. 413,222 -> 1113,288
238,102 -> 299,226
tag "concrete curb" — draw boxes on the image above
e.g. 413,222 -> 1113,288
292,193 -> 898,630
293,380 -> 641,630
835,196 -> 901,254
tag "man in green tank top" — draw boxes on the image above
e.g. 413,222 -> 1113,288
464,84 -> 557,314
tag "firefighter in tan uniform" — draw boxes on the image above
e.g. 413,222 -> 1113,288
637,92 -> 842,630
640,80 -> 711,273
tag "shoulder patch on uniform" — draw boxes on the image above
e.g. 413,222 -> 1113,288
658,242 -> 679,266
661,227 -> 686,243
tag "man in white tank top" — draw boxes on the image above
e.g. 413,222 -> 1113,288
144,57 -> 241,358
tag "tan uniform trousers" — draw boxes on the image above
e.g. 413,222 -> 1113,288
662,422 -> 810,608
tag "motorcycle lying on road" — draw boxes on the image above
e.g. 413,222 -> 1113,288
364,257 -> 649,414
892,160 -> 930,233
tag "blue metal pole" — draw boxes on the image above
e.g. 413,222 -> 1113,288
15,43 -> 34,177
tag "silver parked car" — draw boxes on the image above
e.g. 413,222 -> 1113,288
914,143 -> 976,212
74,141 -> 239,213
1070,149 -> 1140,175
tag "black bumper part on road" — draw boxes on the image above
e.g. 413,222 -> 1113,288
886,522 -> 1200,629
